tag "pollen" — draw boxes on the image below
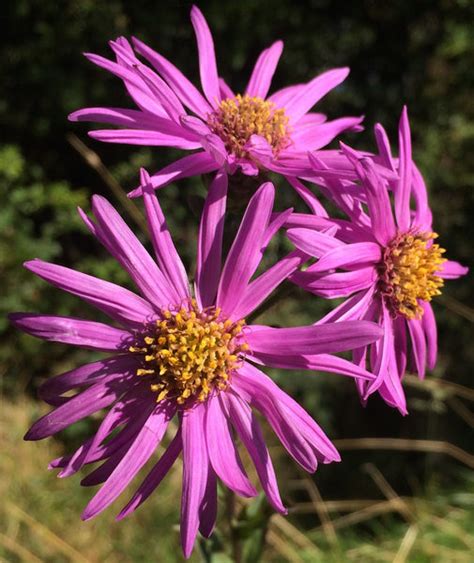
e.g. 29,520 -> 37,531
129,300 -> 248,406
379,231 -> 447,319
207,94 -> 290,158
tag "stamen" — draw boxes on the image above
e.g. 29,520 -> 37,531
207,94 -> 290,158
128,300 -> 247,406
379,231 -> 446,319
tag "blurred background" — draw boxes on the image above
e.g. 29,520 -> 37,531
1,0 -> 473,561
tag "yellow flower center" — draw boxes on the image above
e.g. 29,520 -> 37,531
379,232 -> 446,319
207,94 -> 290,158
129,300 -> 247,406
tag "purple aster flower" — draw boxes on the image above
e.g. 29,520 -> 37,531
69,5 -> 362,197
9,172 -> 381,558
286,107 -> 468,415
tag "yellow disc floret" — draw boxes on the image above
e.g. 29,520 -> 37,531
207,94 -> 290,158
379,231 -> 446,319
129,300 -> 247,406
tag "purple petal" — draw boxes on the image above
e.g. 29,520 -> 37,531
140,169 -> 190,301
247,321 -> 382,358
291,267 -> 377,299
245,40 -> 283,99
374,123 -> 395,171
309,242 -> 381,273
393,316 -> 408,380
341,148 -> 397,246
181,403 -> 210,558
82,403 -> 174,520
232,250 -> 306,320
232,372 -> 317,472
205,396 -> 257,497
199,467 -> 217,538
216,182 -> 275,315
247,350 -> 375,380
90,195 -> 178,307
25,372 -> 136,440
69,107 -> 196,138
59,387 -> 154,477
25,259 -> 155,328
268,83 -> 305,107
421,301 -> 437,370
284,68 -> 350,122
293,116 -> 364,151
407,317 -> 427,379
394,106 -> 412,232
223,393 -> 287,514
88,129 -> 199,149
286,177 -> 329,216
117,428 -> 182,520
286,227 -> 343,257
132,36 -> 212,117
196,171 -> 228,308
190,6 -> 221,108
128,152 -> 218,198
317,286 -> 376,324
234,363 -> 339,463
438,260 -> 469,280
9,313 -> 130,351
218,77 -> 234,99
39,355 -> 139,405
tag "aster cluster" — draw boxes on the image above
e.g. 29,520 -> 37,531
10,5 -> 467,559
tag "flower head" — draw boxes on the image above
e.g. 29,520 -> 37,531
10,171 -> 381,557
69,5 -> 362,197
286,107 -> 468,414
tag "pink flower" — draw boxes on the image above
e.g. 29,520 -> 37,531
69,5 -> 362,198
286,107 -> 468,415
10,172 -> 381,558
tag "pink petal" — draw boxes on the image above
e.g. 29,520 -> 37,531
9,313 -> 131,351
132,36 -> 212,117
128,152 -> 218,198
317,286 -> 376,324
234,363 -> 339,463
89,195 -> 178,307
438,260 -> 469,280
205,397 -> 257,497
293,116 -> 364,151
247,321 -> 382,357
421,301 -> 437,370
190,6 -> 221,108
286,177 -> 329,216
394,106 -> 412,232
407,317 -> 427,379
309,242 -> 381,273
117,428 -> 182,520
341,147 -> 397,246
232,250 -> 306,320
25,372 -> 135,440
25,259 -> 155,328
82,404 -> 173,520
284,68 -> 350,122
245,40 -> 283,99
216,182 -> 275,315
181,403 -> 210,558
39,355 -> 139,405
140,169 -> 190,301
291,266 -> 377,298
88,129 -> 200,149
196,171 -> 228,308
287,227 -> 343,257
223,393 -> 287,514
